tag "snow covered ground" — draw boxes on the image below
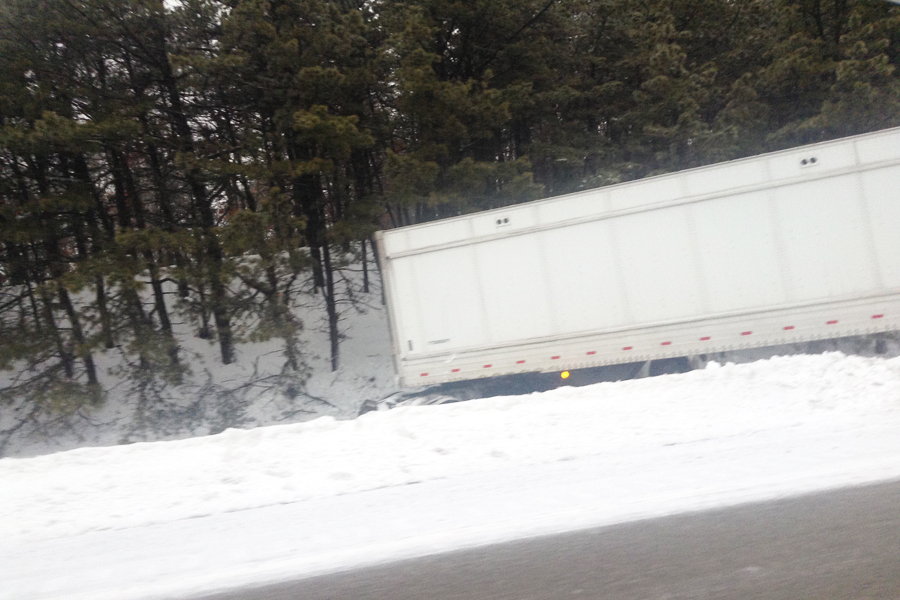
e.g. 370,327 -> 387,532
3,351 -> 900,600
0,267 -> 398,459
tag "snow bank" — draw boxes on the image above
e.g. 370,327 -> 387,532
3,352 -> 900,546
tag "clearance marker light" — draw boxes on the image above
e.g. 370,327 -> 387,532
560,371 -> 571,379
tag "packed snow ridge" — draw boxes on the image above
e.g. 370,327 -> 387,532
4,351 -> 900,547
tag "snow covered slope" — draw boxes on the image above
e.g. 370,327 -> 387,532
0,270 -> 398,458
3,352 -> 900,600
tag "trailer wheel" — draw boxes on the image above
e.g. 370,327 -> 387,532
648,357 -> 693,376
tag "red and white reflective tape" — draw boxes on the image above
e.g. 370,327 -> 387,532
425,312 -> 888,378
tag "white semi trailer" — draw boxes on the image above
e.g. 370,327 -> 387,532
374,127 -> 900,388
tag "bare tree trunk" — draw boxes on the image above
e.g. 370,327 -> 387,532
39,287 -> 74,379
95,276 -> 115,349
209,260 -> 234,364
361,238 -> 369,294
322,244 -> 340,371
107,146 -> 134,228
120,150 -> 179,367
57,284 -> 99,388
72,155 -> 115,238
25,280 -> 42,332
139,114 -> 191,299
196,282 -> 212,340
265,264 -> 300,372
370,234 -> 386,307
147,260 -> 179,368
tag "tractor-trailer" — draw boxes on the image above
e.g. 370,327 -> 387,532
374,127 -> 900,388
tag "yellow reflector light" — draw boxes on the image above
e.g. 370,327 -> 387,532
560,371 -> 570,379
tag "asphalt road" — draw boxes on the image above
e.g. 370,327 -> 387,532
196,479 -> 900,600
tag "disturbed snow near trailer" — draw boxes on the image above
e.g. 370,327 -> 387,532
3,352 -> 900,600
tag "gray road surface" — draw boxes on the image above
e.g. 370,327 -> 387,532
195,479 -> 900,600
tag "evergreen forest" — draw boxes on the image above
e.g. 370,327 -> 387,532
1,0 -> 899,453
